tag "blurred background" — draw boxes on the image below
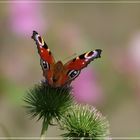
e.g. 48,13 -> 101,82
0,1 -> 140,138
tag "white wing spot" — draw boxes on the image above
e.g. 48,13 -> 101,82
93,51 -> 98,57
82,62 -> 85,64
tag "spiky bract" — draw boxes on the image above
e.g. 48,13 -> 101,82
24,84 -> 73,123
60,104 -> 110,140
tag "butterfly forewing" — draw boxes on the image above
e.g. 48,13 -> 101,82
64,49 -> 102,70
31,31 -> 55,64
63,49 -> 102,83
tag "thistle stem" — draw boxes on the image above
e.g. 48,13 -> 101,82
40,118 -> 49,140
40,133 -> 46,140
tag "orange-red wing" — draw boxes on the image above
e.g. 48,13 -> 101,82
31,31 -> 55,64
64,49 -> 102,70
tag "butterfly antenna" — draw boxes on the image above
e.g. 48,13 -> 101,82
63,53 -> 77,62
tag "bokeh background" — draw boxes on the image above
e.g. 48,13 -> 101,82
0,1 -> 140,138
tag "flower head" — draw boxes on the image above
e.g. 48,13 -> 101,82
60,104 -> 110,140
24,84 -> 73,123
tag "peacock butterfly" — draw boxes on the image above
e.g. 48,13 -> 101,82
31,31 -> 102,87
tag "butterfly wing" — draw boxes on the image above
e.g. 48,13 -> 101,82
64,49 -> 102,83
31,31 -> 102,87
31,31 -> 55,64
31,31 -> 55,83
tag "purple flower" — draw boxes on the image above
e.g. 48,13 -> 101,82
72,67 -> 103,105
9,2 -> 45,36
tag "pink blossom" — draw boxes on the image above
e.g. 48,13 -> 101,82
9,2 -> 45,36
72,67 -> 103,105
128,32 -> 140,71
111,32 -> 140,98
113,32 -> 140,74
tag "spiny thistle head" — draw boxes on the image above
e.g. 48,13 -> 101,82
60,104 -> 110,140
24,83 -> 73,123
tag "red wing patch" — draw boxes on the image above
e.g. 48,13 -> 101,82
64,49 -> 102,70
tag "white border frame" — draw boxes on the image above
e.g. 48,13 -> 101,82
0,1 -> 140,139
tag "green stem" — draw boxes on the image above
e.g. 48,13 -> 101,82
40,133 -> 47,140
40,118 -> 49,140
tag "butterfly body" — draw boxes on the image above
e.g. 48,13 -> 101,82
43,61 -> 68,87
32,31 -> 102,87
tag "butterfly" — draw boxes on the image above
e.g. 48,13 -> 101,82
31,31 -> 102,87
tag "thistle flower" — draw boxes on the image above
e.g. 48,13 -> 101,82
60,104 -> 110,140
24,83 -> 73,135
